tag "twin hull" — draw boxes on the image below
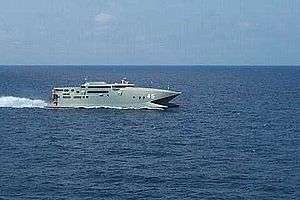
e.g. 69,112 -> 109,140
50,87 -> 181,109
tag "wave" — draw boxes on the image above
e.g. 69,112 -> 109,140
0,96 -> 47,108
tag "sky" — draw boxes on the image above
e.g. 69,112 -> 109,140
0,0 -> 299,65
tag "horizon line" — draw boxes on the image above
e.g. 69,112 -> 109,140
0,64 -> 300,67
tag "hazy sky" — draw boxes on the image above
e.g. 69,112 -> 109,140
0,0 -> 299,65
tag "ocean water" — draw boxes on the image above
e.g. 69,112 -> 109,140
0,65 -> 299,199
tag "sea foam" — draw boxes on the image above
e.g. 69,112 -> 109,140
0,96 -> 163,110
0,96 -> 47,108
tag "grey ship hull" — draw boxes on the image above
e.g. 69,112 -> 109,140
49,85 -> 181,109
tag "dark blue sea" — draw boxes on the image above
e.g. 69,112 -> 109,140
0,66 -> 299,199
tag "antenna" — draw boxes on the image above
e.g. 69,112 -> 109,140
121,77 -> 128,84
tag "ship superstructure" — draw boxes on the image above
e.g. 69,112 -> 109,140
49,79 -> 181,109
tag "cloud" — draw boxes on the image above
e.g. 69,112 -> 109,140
95,13 -> 114,25
238,21 -> 257,29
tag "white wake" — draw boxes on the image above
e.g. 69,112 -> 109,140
0,96 -> 164,110
0,96 -> 47,108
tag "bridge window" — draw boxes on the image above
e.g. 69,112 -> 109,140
54,89 -> 63,92
88,86 -> 111,89
87,91 -> 109,94
112,85 -> 127,88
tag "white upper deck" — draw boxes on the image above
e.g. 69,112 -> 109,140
53,79 -> 135,91
81,79 -> 135,88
